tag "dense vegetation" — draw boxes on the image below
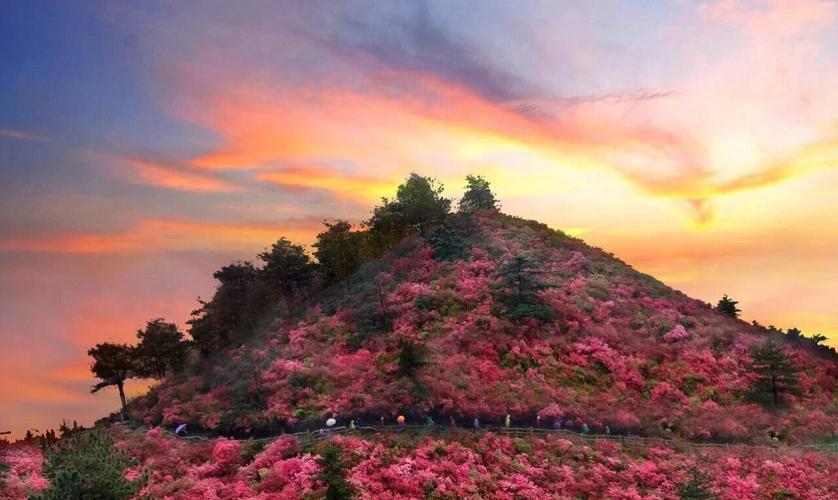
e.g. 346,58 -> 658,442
5,172 -> 836,498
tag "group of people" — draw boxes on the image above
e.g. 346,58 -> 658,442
319,413 -> 597,434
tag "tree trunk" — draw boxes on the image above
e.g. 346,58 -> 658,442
117,381 -> 127,421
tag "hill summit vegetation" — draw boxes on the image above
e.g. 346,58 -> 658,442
3,173 -> 836,499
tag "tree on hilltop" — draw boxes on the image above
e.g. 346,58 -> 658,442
459,174 -> 499,212
716,294 -> 741,318
367,172 -> 451,237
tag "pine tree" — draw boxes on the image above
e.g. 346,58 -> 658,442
313,220 -> 363,287
258,238 -> 316,305
318,442 -> 353,500
133,318 -> 188,379
88,343 -> 137,416
367,173 -> 451,237
716,294 -> 741,318
397,339 -> 427,378
459,174 -> 499,212
494,256 -> 555,323
678,467 -> 715,499
749,339 -> 801,408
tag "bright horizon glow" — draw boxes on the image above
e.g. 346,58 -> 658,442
1,0 -> 837,440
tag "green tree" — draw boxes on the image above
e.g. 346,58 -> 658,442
716,294 -> 741,318
427,222 -> 469,261
189,261 -> 265,355
34,431 -> 142,500
809,333 -> 827,346
318,442 -> 353,500
133,318 -> 188,379
678,467 -> 715,499
749,339 -> 801,408
258,238 -> 316,310
459,174 -> 499,212
397,339 -> 427,378
313,220 -> 364,287
494,256 -> 556,323
367,172 -> 451,237
88,343 -> 137,416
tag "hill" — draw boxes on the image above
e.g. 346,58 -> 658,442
131,209 -> 837,446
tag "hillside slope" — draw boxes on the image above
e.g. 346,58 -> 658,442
131,211 -> 837,446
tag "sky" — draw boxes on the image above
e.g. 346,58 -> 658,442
1,0 -> 837,439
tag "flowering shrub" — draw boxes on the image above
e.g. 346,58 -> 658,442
116,429 -> 838,499
129,211 -> 837,449
0,445 -> 47,498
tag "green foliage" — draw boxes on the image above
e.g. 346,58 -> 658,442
493,256 -> 556,323
88,342 -> 137,413
716,294 -> 741,318
347,303 -> 393,349
189,261 -> 268,356
367,172 -> 451,237
133,318 -> 188,379
678,467 -> 716,499
318,442 -> 353,500
34,431 -> 142,500
397,339 -> 427,378
427,223 -> 469,261
314,220 -> 364,286
748,339 -> 801,408
258,237 -> 316,301
459,174 -> 499,212
0,461 -> 9,489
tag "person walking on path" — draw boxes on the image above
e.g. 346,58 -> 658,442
504,414 -> 511,428
473,417 -> 480,429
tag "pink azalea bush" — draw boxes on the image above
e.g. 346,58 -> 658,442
0,445 -> 48,498
107,428 -> 838,499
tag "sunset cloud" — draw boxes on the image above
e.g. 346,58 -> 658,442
128,159 -> 242,193
0,218 -> 323,254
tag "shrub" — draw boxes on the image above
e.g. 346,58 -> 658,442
318,442 -> 353,500
34,431 -> 142,500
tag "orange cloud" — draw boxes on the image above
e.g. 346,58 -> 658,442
129,160 -> 241,193
256,166 -> 397,200
0,218 -> 323,254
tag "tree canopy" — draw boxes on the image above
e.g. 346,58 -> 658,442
133,318 -> 188,379
459,174 -> 499,212
259,238 -> 316,300
189,261 -> 266,355
367,173 -> 451,236
716,294 -> 741,318
313,220 -> 364,286
88,343 -> 136,414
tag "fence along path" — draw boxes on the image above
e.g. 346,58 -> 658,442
161,424 -> 838,454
